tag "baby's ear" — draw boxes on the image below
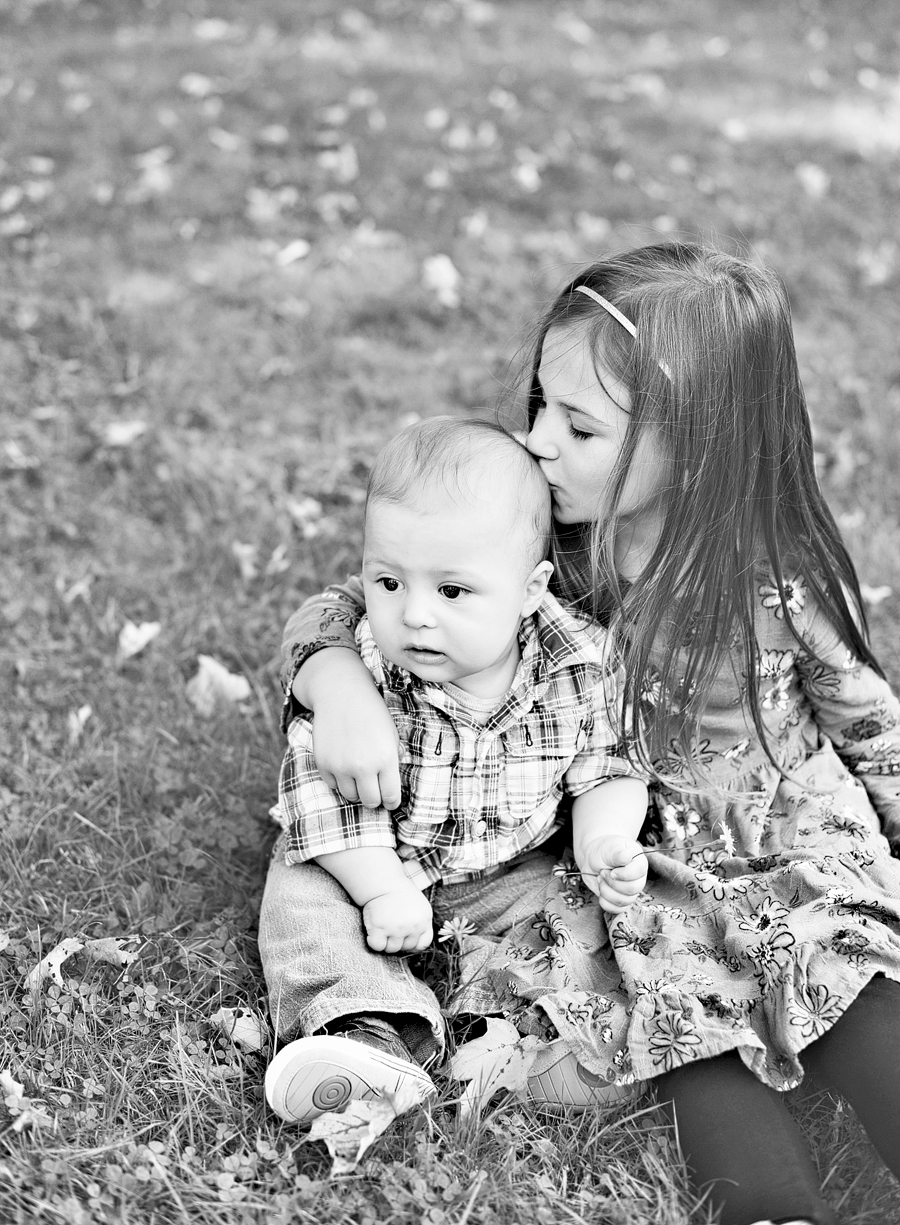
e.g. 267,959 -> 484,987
521,561 -> 554,616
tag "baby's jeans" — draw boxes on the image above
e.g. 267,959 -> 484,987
257,834 -> 558,1056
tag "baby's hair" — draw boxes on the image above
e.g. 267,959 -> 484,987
366,416 -> 551,570
521,241 -> 879,780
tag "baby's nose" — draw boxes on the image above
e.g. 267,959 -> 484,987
402,592 -> 436,628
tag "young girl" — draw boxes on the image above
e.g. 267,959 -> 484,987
275,243 -> 900,1225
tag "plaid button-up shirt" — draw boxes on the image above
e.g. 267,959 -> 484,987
275,593 -> 640,889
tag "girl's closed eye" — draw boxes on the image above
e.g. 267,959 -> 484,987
438,583 -> 469,600
566,416 -> 595,441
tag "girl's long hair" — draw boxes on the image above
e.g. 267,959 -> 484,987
517,242 -> 881,780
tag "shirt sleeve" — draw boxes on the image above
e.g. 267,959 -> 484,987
563,659 -> 646,796
279,574 -> 367,730
277,717 -> 397,861
793,595 -> 900,845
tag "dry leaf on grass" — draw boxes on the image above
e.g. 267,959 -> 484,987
0,1069 -> 53,1132
861,584 -> 893,606
307,1081 -> 424,1176
185,655 -> 251,717
449,1017 -> 542,1116
67,704 -> 92,745
82,936 -> 140,969
211,1007 -> 268,1052
24,936 -> 140,989
117,619 -> 161,661
421,254 -> 460,307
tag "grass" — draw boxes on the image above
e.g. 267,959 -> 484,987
1,0 -> 899,1220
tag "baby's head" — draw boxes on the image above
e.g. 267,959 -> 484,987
362,418 -> 553,697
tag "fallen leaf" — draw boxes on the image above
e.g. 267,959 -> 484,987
0,1068 -> 53,1132
275,239 -> 311,266
857,239 -> 897,287
211,1007 -> 268,1052
795,162 -> 830,199
117,619 -> 161,661
422,254 -> 460,308
3,439 -> 39,470
180,73 -> 216,97
286,495 -> 324,538
307,1082 -> 424,1175
258,124 -> 290,145
103,419 -> 149,446
81,936 -> 140,969
185,655 -> 251,717
264,543 -> 291,576
0,185 -> 23,212
450,1017 -> 542,1116
194,18 -> 241,40
24,937 -> 85,989
232,542 -> 259,582
208,128 -> 243,153
67,704 -> 92,746
554,12 -> 594,44
317,143 -> 359,184
860,584 -> 893,606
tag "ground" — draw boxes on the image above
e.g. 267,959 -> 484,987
1,0 -> 899,1221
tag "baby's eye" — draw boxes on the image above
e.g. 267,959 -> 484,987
438,584 -> 468,600
377,577 -> 401,592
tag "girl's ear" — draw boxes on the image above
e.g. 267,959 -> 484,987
521,561 -> 554,616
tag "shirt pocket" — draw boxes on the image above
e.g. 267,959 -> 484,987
394,716 -> 459,834
500,721 -> 581,826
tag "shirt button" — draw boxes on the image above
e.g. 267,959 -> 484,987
472,819 -> 487,837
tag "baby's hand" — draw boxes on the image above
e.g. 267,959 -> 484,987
362,886 -> 434,955
576,836 -> 648,914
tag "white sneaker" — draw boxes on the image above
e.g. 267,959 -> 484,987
265,1034 -> 436,1126
527,1042 -> 640,1111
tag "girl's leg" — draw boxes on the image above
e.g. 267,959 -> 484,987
258,836 -> 444,1050
801,973 -> 900,1176
656,1052 -> 839,1225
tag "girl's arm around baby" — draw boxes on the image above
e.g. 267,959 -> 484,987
281,576 -> 403,811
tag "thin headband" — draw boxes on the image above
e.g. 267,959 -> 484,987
574,283 -> 672,380
574,284 -> 636,335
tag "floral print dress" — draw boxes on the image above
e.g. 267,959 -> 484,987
281,574 -> 900,1092
460,574 -> 900,1090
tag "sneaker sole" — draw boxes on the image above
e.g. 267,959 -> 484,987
265,1035 -> 436,1125
528,1047 -> 637,1111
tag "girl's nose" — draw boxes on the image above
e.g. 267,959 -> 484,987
525,409 -> 559,460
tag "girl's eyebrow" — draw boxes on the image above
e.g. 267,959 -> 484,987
560,399 -> 599,419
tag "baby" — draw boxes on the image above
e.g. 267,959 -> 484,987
261,417 -> 649,1124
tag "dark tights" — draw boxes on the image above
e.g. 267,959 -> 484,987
656,976 -> 900,1225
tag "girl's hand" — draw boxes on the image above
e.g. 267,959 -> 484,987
576,835 -> 648,914
293,649 -> 402,809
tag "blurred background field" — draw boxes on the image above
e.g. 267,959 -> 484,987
1,1 -> 899,1221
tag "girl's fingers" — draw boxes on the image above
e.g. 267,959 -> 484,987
355,776 -> 384,809
378,767 -> 402,812
335,775 -> 360,803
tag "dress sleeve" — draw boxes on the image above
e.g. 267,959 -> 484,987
277,717 -> 396,861
793,595 -> 900,845
279,574 -> 367,729
563,651 -> 646,796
